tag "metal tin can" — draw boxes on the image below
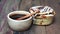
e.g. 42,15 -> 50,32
29,6 -> 56,25
33,15 -> 54,25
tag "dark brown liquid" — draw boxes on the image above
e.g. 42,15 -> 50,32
9,14 -> 29,20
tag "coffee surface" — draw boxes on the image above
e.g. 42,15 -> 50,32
10,14 -> 29,20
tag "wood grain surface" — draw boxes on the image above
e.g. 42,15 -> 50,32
0,0 -> 60,34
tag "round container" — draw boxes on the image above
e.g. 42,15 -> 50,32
7,11 -> 32,31
35,15 -> 54,25
29,6 -> 56,25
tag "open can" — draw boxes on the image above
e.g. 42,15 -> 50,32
29,6 -> 56,25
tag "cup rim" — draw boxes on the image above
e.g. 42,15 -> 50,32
7,11 -> 32,22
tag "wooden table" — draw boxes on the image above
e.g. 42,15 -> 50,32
0,0 -> 60,34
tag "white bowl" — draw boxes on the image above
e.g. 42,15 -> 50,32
7,11 -> 32,31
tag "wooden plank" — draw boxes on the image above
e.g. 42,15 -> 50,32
32,0 -> 48,6
32,0 -> 41,6
19,0 -> 32,11
31,25 -> 46,34
2,0 -> 20,14
0,0 -> 20,34
18,25 -> 46,34
45,0 -> 60,34
0,0 -> 6,28
28,25 -> 46,34
34,0 -> 46,6
0,0 -> 6,14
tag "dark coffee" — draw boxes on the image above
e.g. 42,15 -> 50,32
9,14 -> 29,20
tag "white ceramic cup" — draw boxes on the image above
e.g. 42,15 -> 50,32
7,11 -> 32,31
